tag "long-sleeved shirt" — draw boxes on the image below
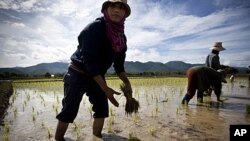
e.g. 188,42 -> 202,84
205,52 -> 222,70
70,17 -> 127,77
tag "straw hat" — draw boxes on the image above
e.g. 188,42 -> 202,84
210,42 -> 225,51
217,69 -> 227,83
101,0 -> 131,17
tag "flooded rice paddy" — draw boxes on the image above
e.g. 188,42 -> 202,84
0,77 -> 249,141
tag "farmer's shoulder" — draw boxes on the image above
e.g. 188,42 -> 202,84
83,17 -> 106,33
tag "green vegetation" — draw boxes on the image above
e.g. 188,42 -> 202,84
1,76 -> 249,140
0,81 -> 13,120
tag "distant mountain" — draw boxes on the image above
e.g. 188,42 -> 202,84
0,62 -> 68,75
120,61 -> 178,72
0,61 -> 248,76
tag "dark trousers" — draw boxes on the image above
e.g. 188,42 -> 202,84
56,68 -> 109,123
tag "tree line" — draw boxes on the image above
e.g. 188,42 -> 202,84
0,66 -> 246,80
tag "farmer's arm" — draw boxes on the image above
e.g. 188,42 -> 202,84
93,75 -> 120,107
212,55 -> 225,70
118,72 -> 132,95
113,51 -> 132,95
118,72 -> 131,86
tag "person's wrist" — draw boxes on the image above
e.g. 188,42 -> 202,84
124,81 -> 131,86
102,86 -> 110,94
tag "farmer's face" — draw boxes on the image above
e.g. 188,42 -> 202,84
107,3 -> 126,23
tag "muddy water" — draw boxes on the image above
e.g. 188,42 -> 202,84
0,77 -> 249,141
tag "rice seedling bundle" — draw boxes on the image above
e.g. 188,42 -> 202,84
120,83 -> 140,115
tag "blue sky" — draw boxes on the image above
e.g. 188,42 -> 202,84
0,0 -> 249,68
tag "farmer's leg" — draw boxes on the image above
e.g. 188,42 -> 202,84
197,91 -> 204,103
86,79 -> 109,138
55,69 -> 86,140
182,68 -> 198,104
93,118 -> 105,137
55,121 -> 68,141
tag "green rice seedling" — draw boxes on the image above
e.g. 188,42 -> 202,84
52,103 -> 59,115
145,94 -> 149,106
109,107 -> 115,117
75,127 -> 81,140
197,97 -> 202,104
73,122 -> 78,131
107,116 -> 115,133
134,89 -> 139,100
56,95 -> 60,104
24,100 -> 27,106
132,113 -> 140,123
26,93 -> 30,101
88,105 -> 93,119
155,104 -> 159,116
22,104 -> 25,112
32,112 -> 36,122
4,122 -> 10,134
2,133 -> 9,141
39,94 -> 45,104
72,122 -> 81,139
149,127 -> 155,137
13,107 -> 17,118
155,99 -> 159,116
47,127 -> 52,139
2,122 -> 10,141
52,103 -> 56,110
120,83 -> 140,115
10,91 -> 17,105
150,93 -> 154,101
82,96 -> 86,106
55,107 -> 58,115
41,120 -> 45,128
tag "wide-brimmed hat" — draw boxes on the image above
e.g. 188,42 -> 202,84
210,42 -> 225,51
217,69 -> 227,83
101,0 -> 131,17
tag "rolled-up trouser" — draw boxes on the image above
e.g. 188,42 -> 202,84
56,67 -> 109,123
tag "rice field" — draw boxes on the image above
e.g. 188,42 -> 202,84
0,77 -> 249,141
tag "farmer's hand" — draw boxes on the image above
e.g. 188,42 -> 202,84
104,87 -> 121,107
93,75 -> 121,107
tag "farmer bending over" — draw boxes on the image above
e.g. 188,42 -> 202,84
182,66 -> 227,105
55,0 -> 132,141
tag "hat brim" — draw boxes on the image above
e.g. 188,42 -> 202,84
210,46 -> 226,51
101,1 -> 131,18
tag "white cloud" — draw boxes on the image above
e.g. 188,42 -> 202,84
126,48 -> 168,63
11,22 -> 26,27
0,0 -> 249,68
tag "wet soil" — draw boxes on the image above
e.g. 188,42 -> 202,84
0,77 -> 249,141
